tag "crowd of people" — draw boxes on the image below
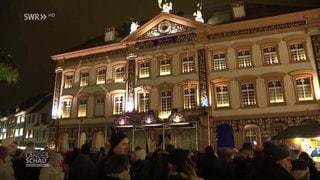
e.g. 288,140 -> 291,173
0,133 -> 320,180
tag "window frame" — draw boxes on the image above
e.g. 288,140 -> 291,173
138,59 -> 151,79
257,38 -> 281,66
158,55 -> 172,76
238,76 -> 258,108
289,70 -> 316,104
243,124 -> 261,146
237,49 -> 253,68
180,81 -> 198,110
232,42 -> 254,69
138,91 -> 150,113
113,64 -> 126,82
112,94 -> 125,115
64,71 -> 74,89
94,95 -> 105,117
80,70 -> 90,87
262,72 -> 286,106
211,78 -> 232,109
158,86 -> 173,119
61,98 -> 73,119
211,50 -> 228,71
180,52 -> 195,74
283,35 -> 309,63
96,67 -> 107,85
77,97 -> 88,117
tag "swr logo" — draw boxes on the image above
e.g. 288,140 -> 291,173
24,13 -> 55,21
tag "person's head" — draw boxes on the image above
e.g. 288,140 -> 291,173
105,154 -> 131,175
25,141 -> 36,152
49,152 -> 64,168
110,132 -> 129,155
204,145 -> 214,156
165,144 -> 175,154
254,145 -> 264,160
241,142 -> 254,158
263,141 -> 292,173
299,151 -> 315,166
222,148 -> 235,159
7,141 -> 18,156
21,141 -> 36,156
132,148 -> 147,162
7,143 -> 17,156
168,148 -> 188,172
81,143 -> 91,155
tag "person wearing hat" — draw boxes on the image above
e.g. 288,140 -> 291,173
250,141 -> 295,180
95,131 -> 129,180
108,131 -> 129,157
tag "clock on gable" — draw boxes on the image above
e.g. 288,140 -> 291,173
158,21 -> 171,34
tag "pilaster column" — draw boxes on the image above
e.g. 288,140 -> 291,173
197,48 -> 209,107
52,67 -> 63,119
126,53 -> 137,112
309,29 -> 320,88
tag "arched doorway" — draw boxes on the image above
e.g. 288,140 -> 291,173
217,124 -> 234,148
57,132 -> 69,150
92,131 -> 105,152
78,132 -> 86,147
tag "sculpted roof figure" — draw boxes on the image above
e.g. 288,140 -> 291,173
193,2 -> 204,23
158,0 -> 173,13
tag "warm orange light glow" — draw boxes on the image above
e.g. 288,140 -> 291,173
173,115 -> 181,123
119,118 -> 125,125
146,117 -> 152,124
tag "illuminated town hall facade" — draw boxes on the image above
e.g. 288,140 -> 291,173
49,3 -> 320,152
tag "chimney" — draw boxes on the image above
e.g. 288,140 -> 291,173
104,27 -> 116,42
231,1 -> 246,19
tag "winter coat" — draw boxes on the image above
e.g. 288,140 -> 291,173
38,163 -> 64,180
0,161 -> 15,180
250,160 -> 295,180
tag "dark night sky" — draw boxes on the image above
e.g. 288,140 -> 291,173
0,0 -> 319,115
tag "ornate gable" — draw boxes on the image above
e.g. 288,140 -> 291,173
121,12 -> 212,43
137,20 -> 194,39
